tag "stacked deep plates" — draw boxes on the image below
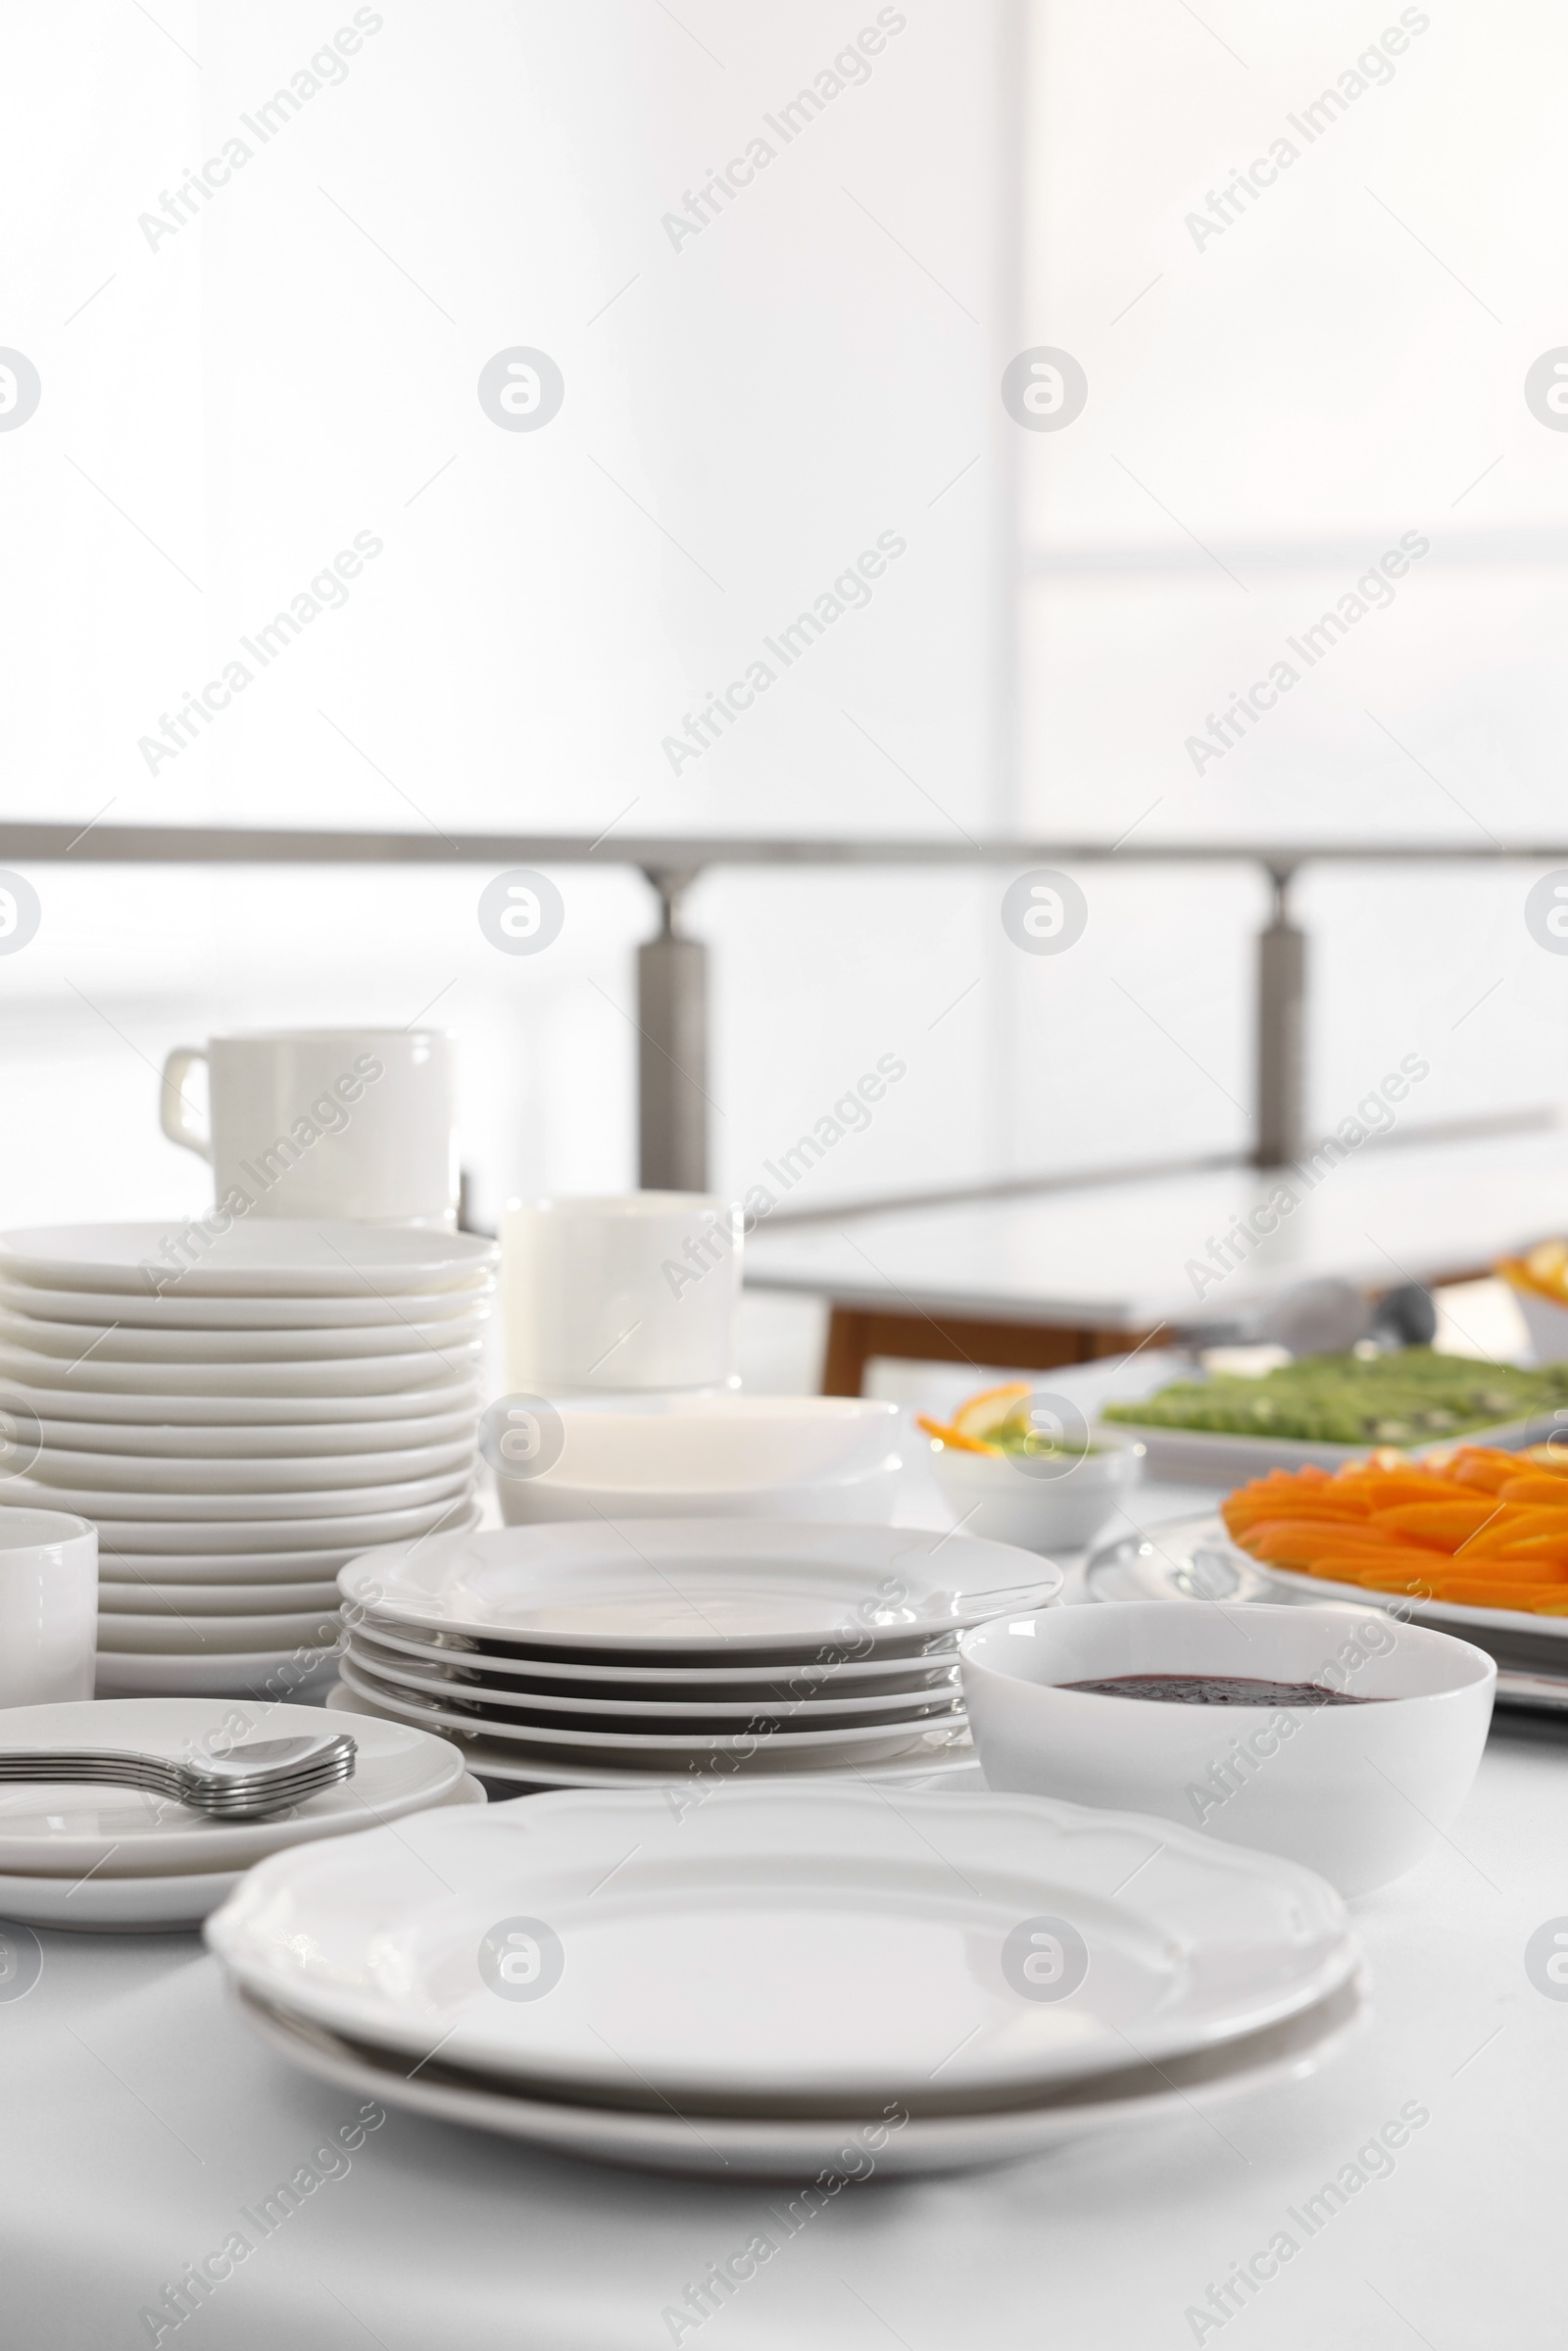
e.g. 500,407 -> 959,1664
0,1696 -> 480,1930
209,1782 -> 1365,2177
0,1222 -> 497,1698
331,1519 -> 1064,1789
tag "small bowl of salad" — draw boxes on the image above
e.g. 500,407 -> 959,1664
917,1383 -> 1143,1553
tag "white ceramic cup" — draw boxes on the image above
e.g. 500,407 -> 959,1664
0,1509 -> 99,1704
503,1194 -> 742,1395
161,1031 -> 459,1227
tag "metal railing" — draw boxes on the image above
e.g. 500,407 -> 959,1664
4,821 -> 1564,1199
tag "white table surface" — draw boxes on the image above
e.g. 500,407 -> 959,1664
745,1126 -> 1568,1329
5,1368 -> 1567,2349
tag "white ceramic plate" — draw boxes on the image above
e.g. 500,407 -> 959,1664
232,1970 -> 1364,2177
1090,1413 -> 1562,1485
73,1494 -> 478,1554
99,1608 -> 344,1654
9,1465 -> 471,1521
11,1382 -> 483,1430
325,1681 -> 981,1789
343,1636 -> 964,1725
337,1656 -> 964,1759
0,1304 -> 488,1364
27,1407 -> 479,1458
0,1222 -> 499,1298
0,1342 -> 482,1399
0,1778 -> 489,1926
342,1619 -> 962,1692
95,1645 -> 345,1698
338,1521 -> 1061,1654
206,1781 -> 1356,2111
27,1439 -> 475,1494
99,1579 -> 346,1614
0,1278 -> 490,1331
0,1696 -> 469,1874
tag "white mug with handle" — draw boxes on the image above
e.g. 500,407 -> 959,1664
160,1029 -> 459,1227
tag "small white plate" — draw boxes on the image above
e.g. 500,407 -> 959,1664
27,1439 -> 475,1494
30,1407 -> 479,1458
10,1465 -> 471,1521
344,1635 -> 963,1724
0,1776 -> 490,1928
232,1969 -> 1363,2177
0,1221 -> 498,1298
74,1494 -> 478,1554
0,1697 -> 469,1873
0,1341 -> 482,1399
100,1579 -> 345,1614
0,1278 -> 490,1331
340,1520 -> 1060,1654
207,1781 -> 1357,2112
93,1516 -> 479,1582
16,1383 -> 483,1431
95,1645 -> 346,1698
333,1615 -> 961,1690
337,1656 -> 963,1759
326,1682 -> 981,1788
0,1304 -> 488,1364
99,1608 -> 343,1654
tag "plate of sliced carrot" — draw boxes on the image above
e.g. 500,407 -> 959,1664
1219,1444 -> 1568,1628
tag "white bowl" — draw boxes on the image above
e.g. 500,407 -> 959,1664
927,1432 -> 1141,1552
497,1458 -> 900,1526
960,1600 -> 1495,1897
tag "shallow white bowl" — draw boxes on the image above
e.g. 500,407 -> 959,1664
928,1433 -> 1141,1552
497,1457 -> 900,1526
960,1600 -> 1495,1897
1511,1282 -> 1568,1365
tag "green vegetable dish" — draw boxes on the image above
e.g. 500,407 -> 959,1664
1101,1348 -> 1568,1448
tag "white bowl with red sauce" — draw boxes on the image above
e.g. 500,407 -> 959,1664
960,1601 -> 1495,1896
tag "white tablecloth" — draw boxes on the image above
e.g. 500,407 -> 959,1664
5,1390 -> 1564,2347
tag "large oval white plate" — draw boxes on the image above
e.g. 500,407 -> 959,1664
336,1656 -> 960,1758
0,1341 -> 482,1399
231,1970 -> 1363,2176
325,1681 -> 981,1789
7,1465 -> 471,1520
1089,1513 -> 1568,1648
338,1521 -> 1061,1654
0,1696 -> 468,1874
0,1278 -> 490,1331
206,1781 -> 1356,2112
0,1222 -> 498,1298
27,1439 -> 475,1494
0,1304 -> 488,1364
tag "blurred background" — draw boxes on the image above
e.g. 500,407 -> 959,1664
2,0 -> 1566,1383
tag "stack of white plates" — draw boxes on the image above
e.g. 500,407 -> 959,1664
209,1782 -> 1365,2177
0,1223 -> 497,1698
0,1697 -> 481,1930
331,1519 -> 1064,1789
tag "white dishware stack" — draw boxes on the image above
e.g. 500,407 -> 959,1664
207,1782 -> 1366,2178
328,1519 -> 1063,1791
0,1222 -> 497,1700
0,1696 -> 481,1930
